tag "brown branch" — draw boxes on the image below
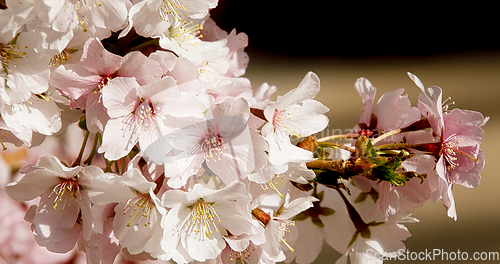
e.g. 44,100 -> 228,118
306,159 -> 354,173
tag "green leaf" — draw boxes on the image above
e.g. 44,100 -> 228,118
311,217 -> 325,228
292,212 -> 309,221
355,192 -> 367,203
313,170 -> 343,189
366,139 -> 378,157
360,228 -> 371,239
372,150 -> 415,186
368,221 -> 384,227
368,188 -> 379,203
348,233 -> 359,248
78,114 -> 88,131
321,207 -> 335,216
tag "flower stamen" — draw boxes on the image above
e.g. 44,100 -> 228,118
49,177 -> 82,210
160,0 -> 187,22
201,131 -> 225,162
123,194 -> 154,227
1,43 -> 27,73
441,133 -> 478,171
187,200 -> 221,237
273,110 -> 302,138
262,175 -> 285,199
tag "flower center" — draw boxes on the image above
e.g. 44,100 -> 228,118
1,43 -> 27,74
272,109 -> 301,138
186,200 -> 221,237
135,100 -> 164,131
200,131 -> 225,162
50,49 -> 78,66
122,193 -> 154,227
168,20 -> 204,43
441,133 -> 478,171
276,219 -> 295,253
48,177 -> 82,210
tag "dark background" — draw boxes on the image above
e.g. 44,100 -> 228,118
211,2 -> 500,264
210,1 -> 497,57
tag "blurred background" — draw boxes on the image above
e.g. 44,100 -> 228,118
212,1 -> 500,263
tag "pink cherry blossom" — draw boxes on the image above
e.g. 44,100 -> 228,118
201,17 -> 250,78
353,77 -> 420,143
5,156 -> 103,253
50,37 -> 164,134
437,108 -> 487,188
98,75 -> 208,161
88,168 -> 166,257
409,73 -> 488,219
261,72 -> 329,166
145,98 -> 253,188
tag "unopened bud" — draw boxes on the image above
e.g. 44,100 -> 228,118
252,208 -> 270,226
297,136 -> 318,152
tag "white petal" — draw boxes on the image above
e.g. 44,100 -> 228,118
3,98 -> 62,136
277,72 -> 321,110
213,200 -> 254,236
33,190 -> 80,243
5,170 -> 60,202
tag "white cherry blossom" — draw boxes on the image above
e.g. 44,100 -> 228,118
5,156 -> 103,252
160,181 -> 255,262
88,168 -> 167,257
261,72 -> 329,166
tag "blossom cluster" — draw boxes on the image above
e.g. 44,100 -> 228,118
0,1 -> 489,264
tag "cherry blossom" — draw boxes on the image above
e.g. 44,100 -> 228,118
88,168 -> 166,257
408,72 -> 488,219
5,156 -> 103,252
0,0 -> 36,44
261,72 -> 329,166
160,181 -> 255,262
50,37 -> 164,134
261,194 -> 318,260
98,75 -> 208,161
0,2 -> 490,263
145,98 -> 253,188
122,0 -> 218,38
353,77 -> 420,143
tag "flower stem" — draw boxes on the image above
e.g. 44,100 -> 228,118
104,161 -> 113,173
374,142 -> 419,151
72,130 -> 90,167
125,38 -> 160,53
83,133 -> 99,165
335,187 -> 369,234
317,141 -> 356,153
371,129 -> 402,145
306,159 -> 354,173
317,134 -> 359,142
372,119 -> 432,145
114,160 -> 120,174
121,157 -> 126,174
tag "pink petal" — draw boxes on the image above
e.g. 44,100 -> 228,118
81,38 -> 123,75
354,77 -> 377,125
